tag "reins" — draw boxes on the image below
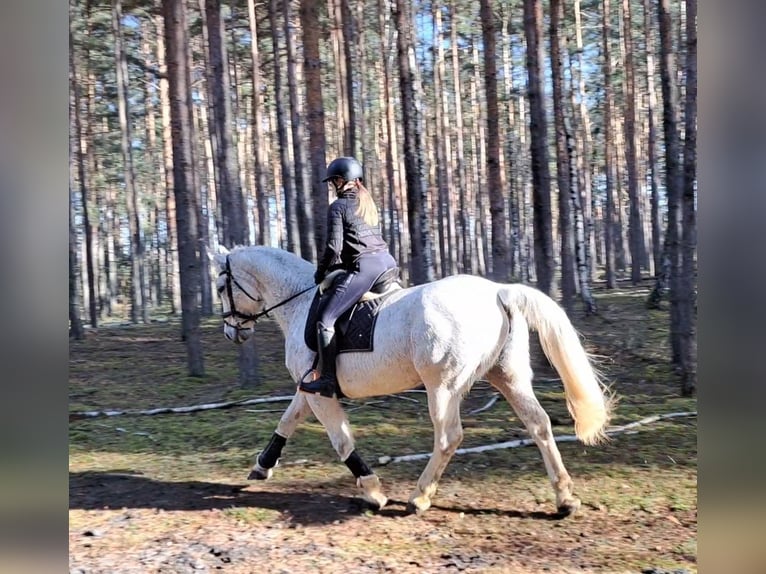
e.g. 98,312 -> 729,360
219,255 -> 314,326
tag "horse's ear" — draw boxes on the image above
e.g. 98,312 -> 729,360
208,245 -> 229,269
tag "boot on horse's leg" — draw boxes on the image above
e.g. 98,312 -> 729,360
300,322 -> 338,398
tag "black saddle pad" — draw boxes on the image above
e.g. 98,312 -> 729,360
303,288 -> 392,354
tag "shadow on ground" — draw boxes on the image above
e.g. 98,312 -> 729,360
69,470 -> 567,526
69,470 -> 371,526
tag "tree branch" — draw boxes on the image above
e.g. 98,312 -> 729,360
376,412 -> 697,465
69,395 -> 296,422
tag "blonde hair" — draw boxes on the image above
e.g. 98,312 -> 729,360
343,180 -> 379,227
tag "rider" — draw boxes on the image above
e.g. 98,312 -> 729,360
299,156 -> 398,398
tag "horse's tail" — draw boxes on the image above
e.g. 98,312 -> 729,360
498,284 -> 613,445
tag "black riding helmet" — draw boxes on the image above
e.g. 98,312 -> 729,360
322,156 -> 364,183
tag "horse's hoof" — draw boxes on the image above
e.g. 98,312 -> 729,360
556,497 -> 582,517
406,496 -> 431,516
363,493 -> 388,510
247,460 -> 274,481
357,475 -> 388,510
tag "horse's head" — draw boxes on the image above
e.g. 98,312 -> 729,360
211,246 -> 265,344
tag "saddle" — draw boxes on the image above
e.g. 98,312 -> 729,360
303,266 -> 401,354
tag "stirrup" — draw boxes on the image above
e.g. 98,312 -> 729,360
299,372 -> 337,398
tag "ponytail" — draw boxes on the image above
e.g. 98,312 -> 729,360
353,180 -> 379,227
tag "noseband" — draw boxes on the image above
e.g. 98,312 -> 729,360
218,255 -> 314,331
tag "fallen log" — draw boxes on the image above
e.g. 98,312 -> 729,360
69,395 -> 296,422
376,411 -> 698,465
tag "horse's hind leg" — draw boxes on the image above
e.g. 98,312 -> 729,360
306,396 -> 388,510
248,391 -> 311,480
408,385 -> 464,514
486,316 -> 581,516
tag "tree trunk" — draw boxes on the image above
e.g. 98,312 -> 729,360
299,0 -> 327,259
523,0 -> 555,296
550,0 -> 576,312
155,13 -> 182,315
654,0 -> 683,365
113,0 -> 147,323
644,0 -> 663,280
449,0 -> 471,275
269,0 -> 299,254
205,0 -> 247,248
501,11 -> 521,280
393,0 -> 434,285
141,22 -> 164,308
572,0 -> 597,283
432,3 -> 447,277
440,4 -> 457,278
163,0 -> 205,376
377,0 -> 404,275
601,0 -> 618,289
190,78 -> 214,317
621,0 -> 646,284
69,185 -> 85,340
69,31 -> 98,328
480,0 -> 510,283
283,0 -> 313,261
247,0 -> 271,247
341,0 -> 357,157
679,0 -> 697,396
470,37 -> 488,276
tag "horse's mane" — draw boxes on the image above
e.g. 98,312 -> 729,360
229,245 -> 315,289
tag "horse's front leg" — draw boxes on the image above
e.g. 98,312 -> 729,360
306,395 -> 388,510
248,390 -> 312,480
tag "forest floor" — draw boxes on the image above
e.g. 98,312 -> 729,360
69,283 -> 697,574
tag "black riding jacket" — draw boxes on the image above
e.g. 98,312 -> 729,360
316,189 -> 388,278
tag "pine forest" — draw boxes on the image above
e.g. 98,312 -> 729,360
68,0 -> 697,395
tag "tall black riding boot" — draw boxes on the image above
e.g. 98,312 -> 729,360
299,322 -> 338,398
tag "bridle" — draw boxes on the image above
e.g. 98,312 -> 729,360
218,255 -> 314,332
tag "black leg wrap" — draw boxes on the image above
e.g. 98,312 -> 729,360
257,432 -> 287,469
344,450 -> 373,478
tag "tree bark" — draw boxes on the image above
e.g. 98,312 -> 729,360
480,0 -> 510,282
205,0 -> 247,248
269,0 -> 299,255
621,0 -> 646,284
655,0 -> 683,365
470,37 -> 488,276
601,0 -> 618,289
550,0 -> 576,312
283,0 -> 313,261
163,0 -> 205,376
155,13 -> 182,315
69,30 -> 97,328
523,0 -> 555,295
644,0 -> 662,278
299,0 -> 327,259
341,0 -> 357,157
393,0 -> 434,285
69,185 -> 85,340
679,0 -> 697,396
449,0 -> 471,275
247,0 -> 271,247
572,0 -> 597,283
113,0 -> 147,323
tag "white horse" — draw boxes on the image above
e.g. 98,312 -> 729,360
212,245 -> 612,516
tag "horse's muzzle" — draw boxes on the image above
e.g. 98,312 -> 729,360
224,324 -> 251,344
